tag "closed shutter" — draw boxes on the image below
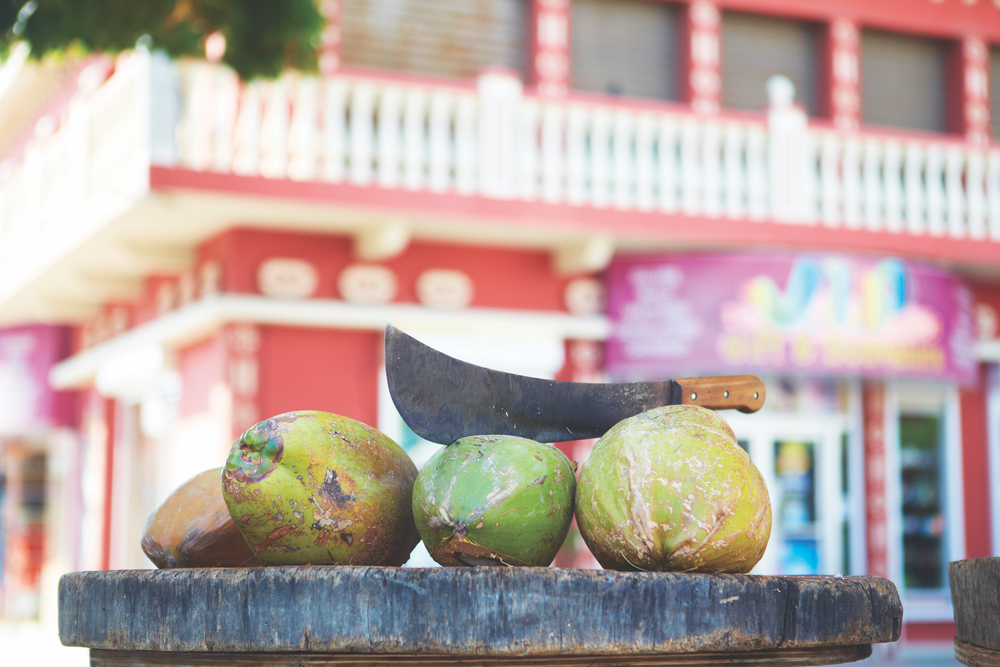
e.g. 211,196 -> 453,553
571,0 -> 680,101
861,30 -> 947,133
342,0 -> 526,80
991,46 -> 1000,140
721,11 -> 819,115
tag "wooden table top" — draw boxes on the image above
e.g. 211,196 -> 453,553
59,566 -> 902,666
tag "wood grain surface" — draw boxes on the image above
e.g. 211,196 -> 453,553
950,558 -> 1000,653
89,644 -> 873,666
955,638 -> 1000,667
59,567 -> 901,658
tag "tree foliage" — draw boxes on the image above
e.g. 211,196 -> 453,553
0,0 -> 326,80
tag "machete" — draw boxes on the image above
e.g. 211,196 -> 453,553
384,325 -> 765,445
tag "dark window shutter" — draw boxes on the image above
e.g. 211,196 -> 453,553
721,11 -> 819,115
861,30 -> 947,133
991,46 -> 1000,140
570,0 -> 680,101
342,0 -> 526,80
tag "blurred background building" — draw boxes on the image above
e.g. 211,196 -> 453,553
0,0 -> 998,660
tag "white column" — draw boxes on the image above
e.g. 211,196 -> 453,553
478,71 -> 523,199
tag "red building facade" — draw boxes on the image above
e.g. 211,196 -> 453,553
0,0 -> 998,654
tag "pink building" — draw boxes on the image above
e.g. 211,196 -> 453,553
0,0 -> 998,653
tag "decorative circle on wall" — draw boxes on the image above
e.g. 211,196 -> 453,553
257,258 -> 319,299
564,277 -> 605,314
338,264 -> 397,304
416,269 -> 474,309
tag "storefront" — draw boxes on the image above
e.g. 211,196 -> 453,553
0,325 -> 74,620
606,250 -> 982,631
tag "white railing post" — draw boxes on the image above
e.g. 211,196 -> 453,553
987,150 -> 1000,240
701,120 -> 722,218
767,75 -> 809,222
925,144 -> 946,236
883,140 -> 904,233
680,117 -> 701,215
862,138 -> 883,231
966,149 -> 987,240
842,136 -> 862,229
403,88 -> 427,191
288,76 -> 321,181
349,83 -> 376,185
746,125 -> 767,220
634,114 -> 656,211
945,146 -> 965,238
375,85 -> 403,188
723,122 -> 746,219
820,132 -> 841,227
519,98 -> 540,200
232,82 -> 263,176
210,67 -> 240,174
320,78 -> 348,182
454,93 -> 478,195
477,70 -> 522,199
903,143 -> 925,235
566,105 -> 588,205
541,102 -> 565,204
612,110 -> 635,210
657,116 -> 680,214
429,90 -> 453,193
589,107 -> 612,208
149,51 -> 181,167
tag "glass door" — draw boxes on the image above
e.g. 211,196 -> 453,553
732,413 -> 852,576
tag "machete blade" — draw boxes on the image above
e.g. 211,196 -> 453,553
384,324 -> 764,445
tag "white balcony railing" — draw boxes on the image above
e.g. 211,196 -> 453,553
1,49 -> 999,285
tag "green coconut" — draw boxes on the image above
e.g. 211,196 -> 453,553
575,405 -> 771,573
412,435 -> 576,567
222,410 -> 420,566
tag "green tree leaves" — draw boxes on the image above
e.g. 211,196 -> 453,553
1,0 -> 325,80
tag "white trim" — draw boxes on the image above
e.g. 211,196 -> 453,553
50,293 -> 610,389
989,365 -> 1000,556
888,381 -> 965,623
846,379 -> 868,576
977,339 -> 1000,362
724,409 -> 852,577
945,385 -> 967,566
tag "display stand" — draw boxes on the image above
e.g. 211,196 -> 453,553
60,566 -> 901,666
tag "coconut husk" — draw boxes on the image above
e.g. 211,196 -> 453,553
141,467 -> 262,568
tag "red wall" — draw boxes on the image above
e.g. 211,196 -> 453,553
961,364 -> 992,560
713,0 -> 1000,40
198,227 -> 574,312
256,326 -> 381,428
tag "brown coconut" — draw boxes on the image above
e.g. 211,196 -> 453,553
141,467 -> 261,568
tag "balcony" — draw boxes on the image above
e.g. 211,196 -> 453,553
0,48 -> 998,324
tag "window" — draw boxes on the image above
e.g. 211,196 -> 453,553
900,413 -> 946,589
721,11 -> 819,115
342,0 -> 526,80
570,0 -> 680,100
861,29 -> 948,133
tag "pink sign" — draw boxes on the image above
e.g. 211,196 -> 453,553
607,252 -> 977,385
0,325 -> 70,433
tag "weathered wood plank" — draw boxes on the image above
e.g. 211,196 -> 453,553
955,638 -> 1000,667
59,567 -> 901,657
950,558 -> 1000,653
89,644 -> 873,666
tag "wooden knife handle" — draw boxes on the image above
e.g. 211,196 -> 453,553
676,375 -> 766,413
